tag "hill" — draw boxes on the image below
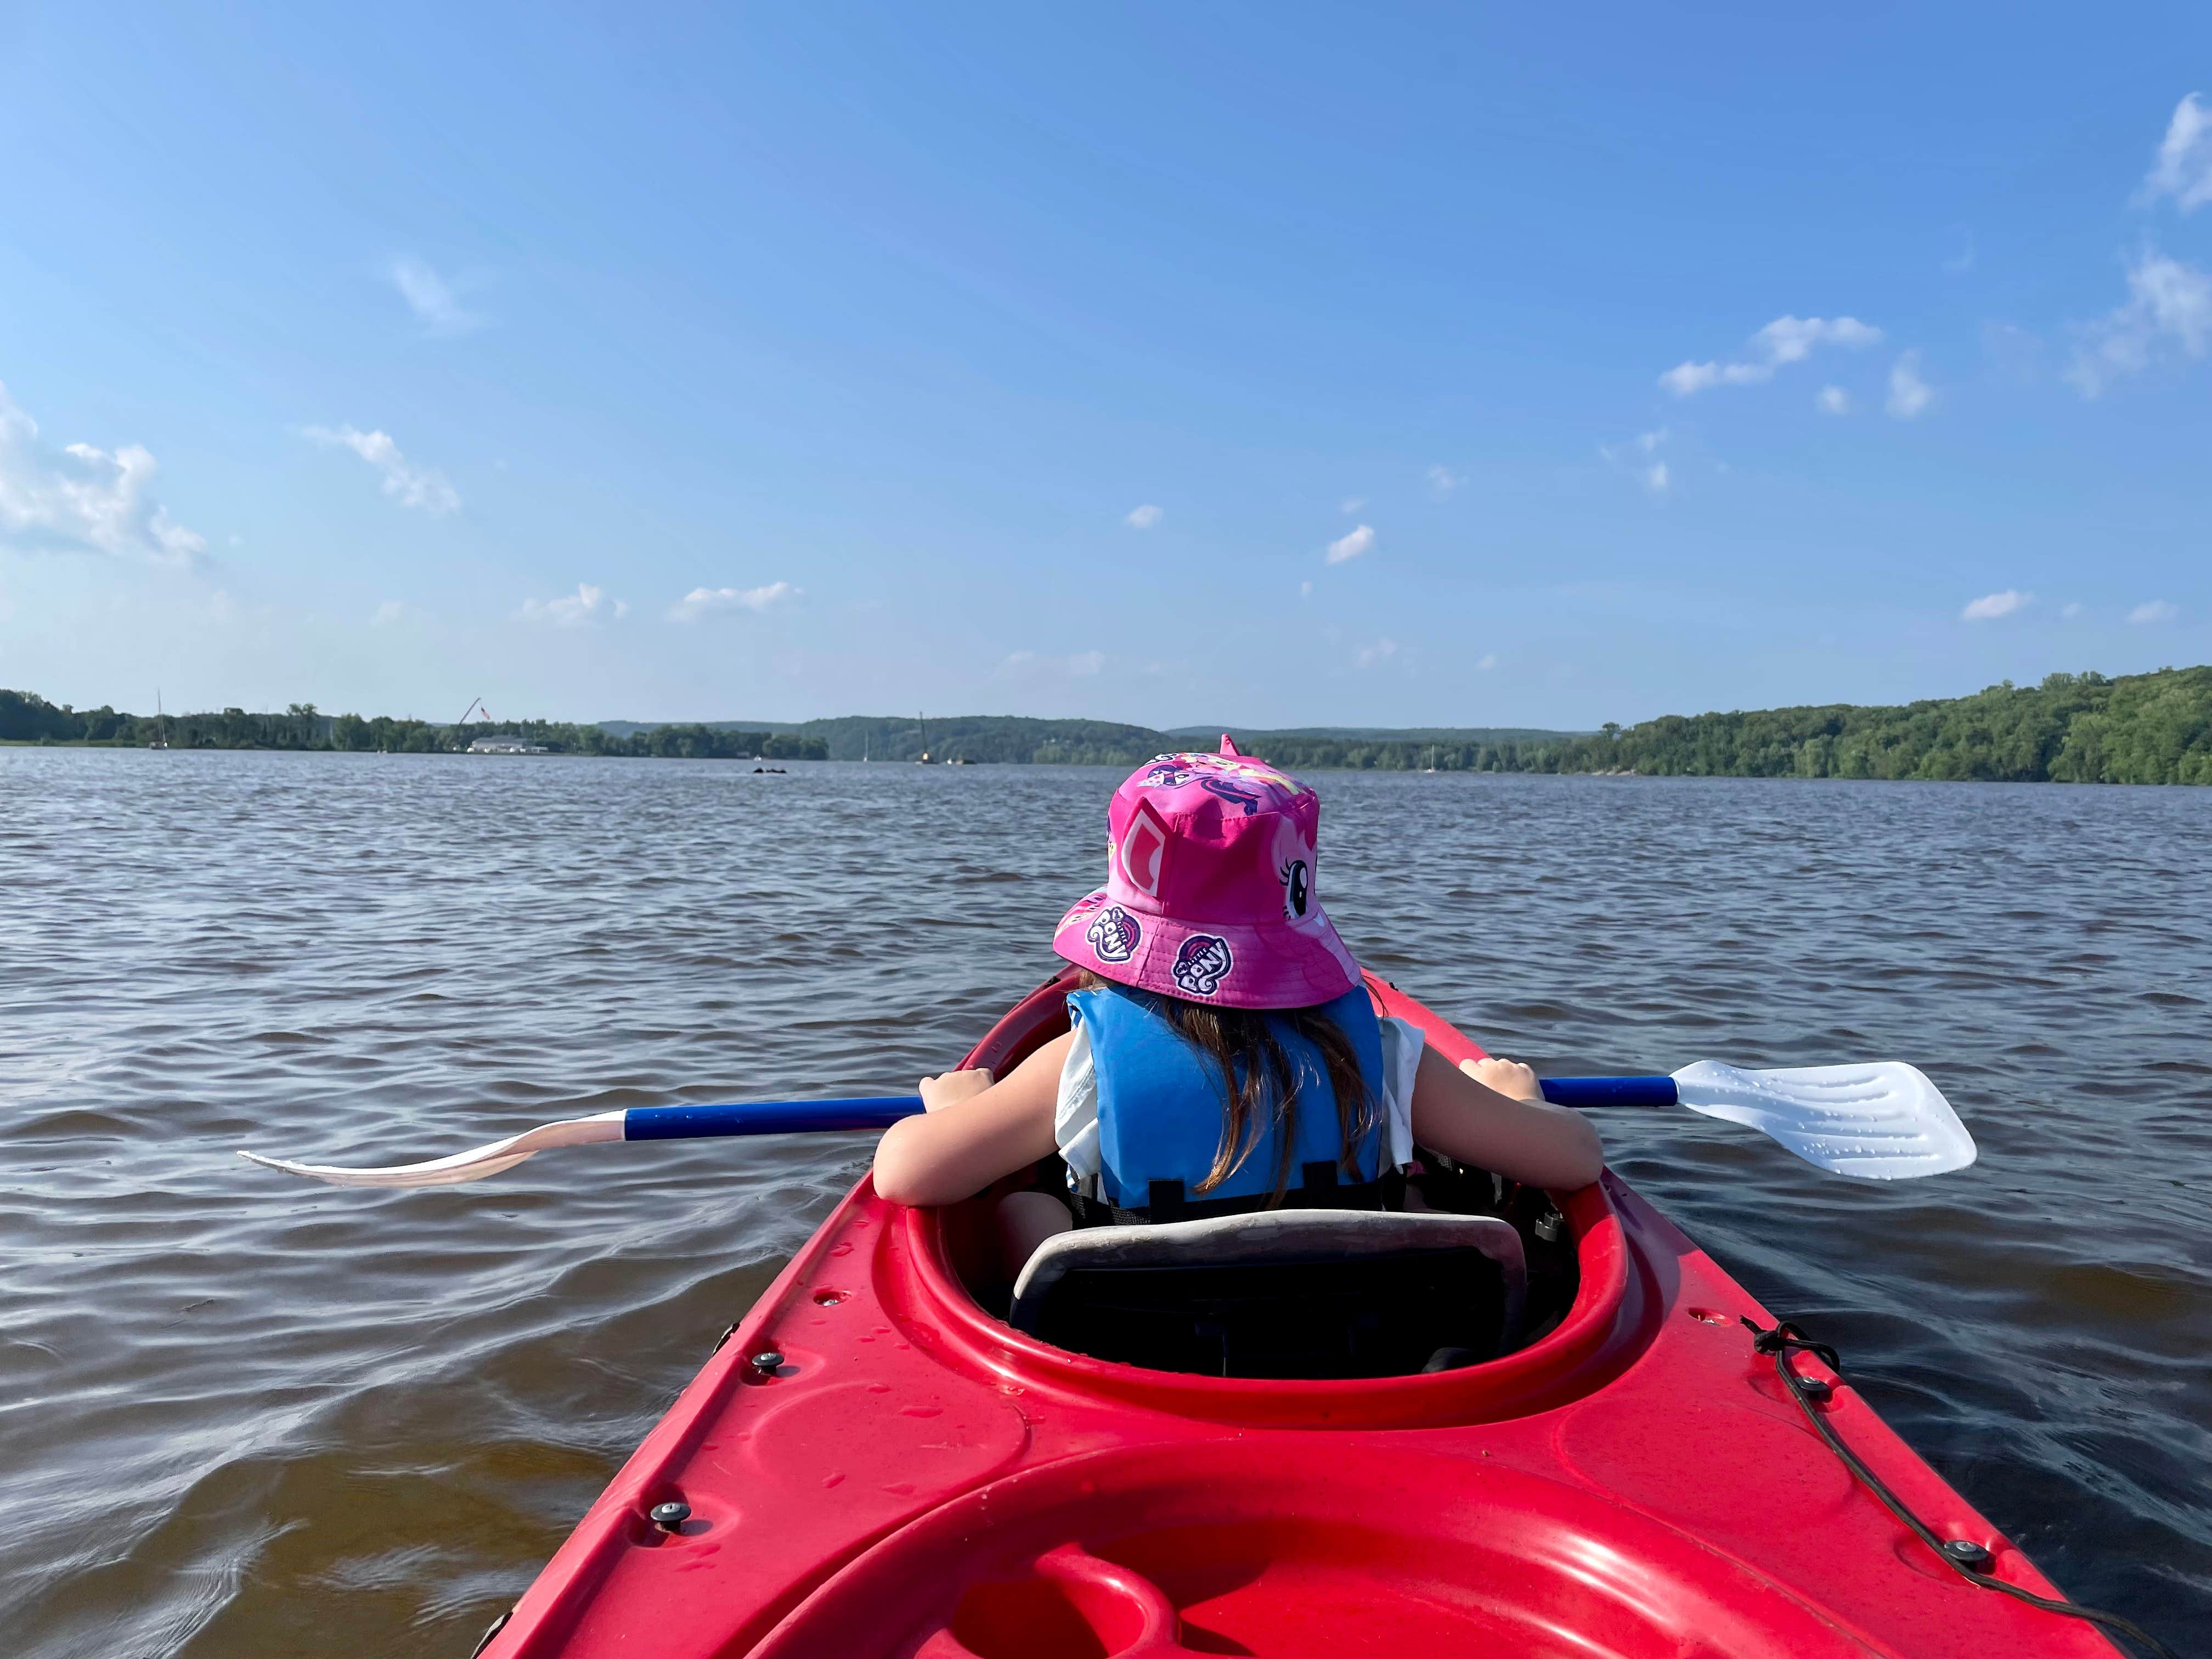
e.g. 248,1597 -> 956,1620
9,667 -> 2211,782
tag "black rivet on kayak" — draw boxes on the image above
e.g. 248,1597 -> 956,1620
750,1350 -> 784,1375
650,1500 -> 690,1534
1798,1375 -> 1833,1402
1942,1538 -> 1993,1571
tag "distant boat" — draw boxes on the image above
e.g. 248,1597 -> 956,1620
466,736 -> 549,755
149,690 -> 170,750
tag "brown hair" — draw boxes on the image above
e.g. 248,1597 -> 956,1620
1080,973 -> 1378,1203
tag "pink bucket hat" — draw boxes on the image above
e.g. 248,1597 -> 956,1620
1052,739 -> 1362,1010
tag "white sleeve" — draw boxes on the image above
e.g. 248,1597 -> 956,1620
1054,1017 -> 1101,1192
1375,1015 -> 1424,1170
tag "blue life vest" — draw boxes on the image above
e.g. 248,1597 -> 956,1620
1069,983 -> 1388,1214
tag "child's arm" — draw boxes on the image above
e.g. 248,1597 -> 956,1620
1409,1046 -> 1604,1192
871,1031 -> 1075,1207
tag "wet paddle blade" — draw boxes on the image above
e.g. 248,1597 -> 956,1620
1669,1060 -> 1976,1180
237,1111 -> 627,1188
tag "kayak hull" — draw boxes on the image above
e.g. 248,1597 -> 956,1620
482,972 -> 2121,1658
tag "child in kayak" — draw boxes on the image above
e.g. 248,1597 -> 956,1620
872,742 -> 1602,1266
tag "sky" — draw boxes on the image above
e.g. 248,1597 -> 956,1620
3,4 -> 2210,731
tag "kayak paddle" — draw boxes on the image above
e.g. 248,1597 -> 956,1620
236,1060 -> 1973,1188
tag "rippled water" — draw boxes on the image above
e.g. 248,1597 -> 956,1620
1,748 -> 2205,1657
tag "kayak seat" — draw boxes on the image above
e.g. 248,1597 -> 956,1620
1007,1211 -> 1527,1380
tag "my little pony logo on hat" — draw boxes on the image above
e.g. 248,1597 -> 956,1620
1171,934 -> 1234,997
1087,904 -> 1141,963
1139,759 -> 1199,789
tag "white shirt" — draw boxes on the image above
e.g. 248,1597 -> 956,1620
1055,1013 -> 1424,1199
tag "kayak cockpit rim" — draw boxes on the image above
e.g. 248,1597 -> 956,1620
885,968 -> 1656,1432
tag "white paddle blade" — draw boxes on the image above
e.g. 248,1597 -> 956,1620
236,1110 -> 628,1188
1669,1061 -> 1976,1180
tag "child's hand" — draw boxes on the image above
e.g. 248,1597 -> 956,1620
1461,1055 -> 1542,1102
918,1068 -> 994,1112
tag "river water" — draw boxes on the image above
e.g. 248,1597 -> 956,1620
1,748 -> 2205,1657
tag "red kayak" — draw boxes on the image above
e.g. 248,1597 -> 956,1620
477,972 -> 2128,1658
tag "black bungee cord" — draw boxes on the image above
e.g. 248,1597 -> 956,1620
1741,1318 -> 2179,1659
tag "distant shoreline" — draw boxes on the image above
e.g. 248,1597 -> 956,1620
8,664 -> 2209,783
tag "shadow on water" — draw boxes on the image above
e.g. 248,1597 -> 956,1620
0,751 -> 2205,1656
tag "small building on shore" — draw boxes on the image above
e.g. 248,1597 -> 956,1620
466,736 -> 550,754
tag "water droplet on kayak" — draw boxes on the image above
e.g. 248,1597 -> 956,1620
901,1405 -> 943,1418
881,1481 -> 916,1497
821,1472 -> 844,1488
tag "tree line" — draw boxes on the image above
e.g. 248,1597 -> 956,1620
8,664 -> 2209,782
0,693 -> 826,760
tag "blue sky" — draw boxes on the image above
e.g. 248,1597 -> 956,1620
3,4 -> 2210,730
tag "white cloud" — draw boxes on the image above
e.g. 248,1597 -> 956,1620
2066,249 -> 2212,395
388,257 -> 486,336
371,600 -> 403,627
0,380 -> 206,564
1816,385 -> 1853,415
2129,599 -> 2178,623
1353,637 -> 1399,668
1339,496 -> 1365,514
1475,652 -> 1498,670
1325,524 -> 1375,565
1425,464 -> 1463,498
302,425 -> 460,514
1299,580 -> 1313,597
668,581 -> 798,622
523,582 -> 622,627
1656,360 -> 1748,396
1000,648 -> 1106,678
1124,503 -> 1163,530
2062,601 -> 2084,619
2141,93 -> 2212,213
1600,427 -> 1671,493
1962,590 -> 2030,622
1887,352 -> 1934,419
1661,315 -> 1882,396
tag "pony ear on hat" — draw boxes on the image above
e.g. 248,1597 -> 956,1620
1219,733 -> 1242,756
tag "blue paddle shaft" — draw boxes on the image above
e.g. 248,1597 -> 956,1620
1537,1075 -> 1679,1110
624,1097 -> 926,1140
620,1079 -> 1673,1142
